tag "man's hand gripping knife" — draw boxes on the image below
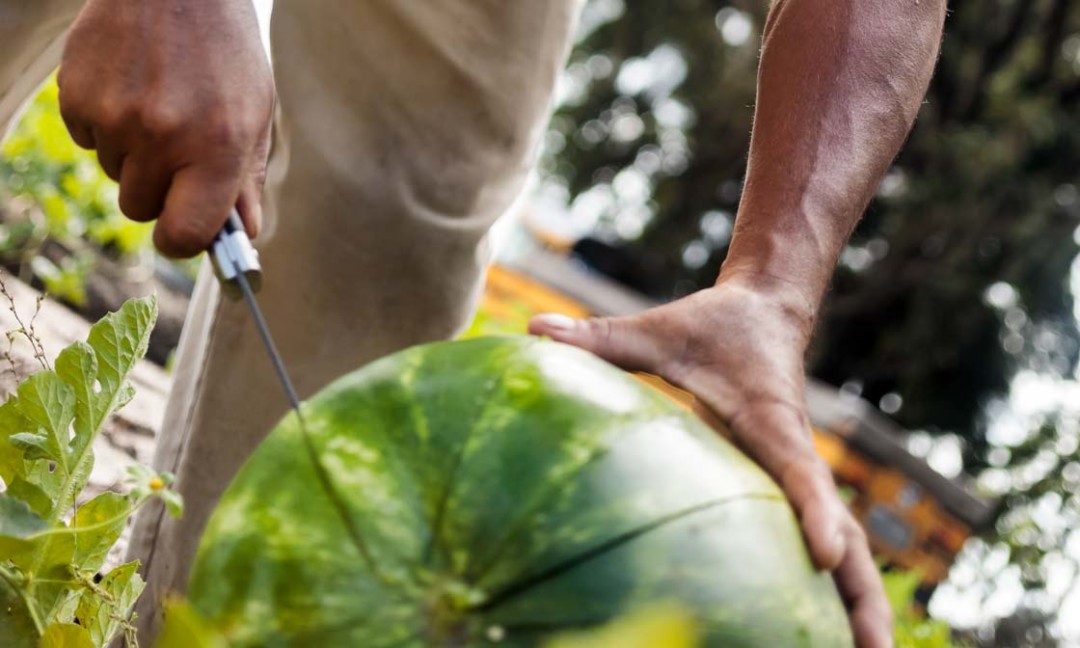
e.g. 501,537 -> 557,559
531,1 -> 947,646
57,0 -> 274,256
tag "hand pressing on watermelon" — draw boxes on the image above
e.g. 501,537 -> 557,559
531,276 -> 887,646
535,0 -> 947,645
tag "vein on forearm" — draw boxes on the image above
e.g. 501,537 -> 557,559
723,0 -> 947,303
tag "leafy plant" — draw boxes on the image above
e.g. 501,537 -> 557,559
0,76 -> 154,305
0,290 -> 182,647
884,570 -> 962,648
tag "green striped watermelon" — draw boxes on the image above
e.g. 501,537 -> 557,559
186,336 -> 853,647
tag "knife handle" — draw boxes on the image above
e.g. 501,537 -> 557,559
209,208 -> 263,300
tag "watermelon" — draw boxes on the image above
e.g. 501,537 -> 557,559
185,336 -> 853,647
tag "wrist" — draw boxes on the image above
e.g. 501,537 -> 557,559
713,265 -> 819,339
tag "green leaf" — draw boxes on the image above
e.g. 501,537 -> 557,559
154,599 -> 228,648
71,492 -> 130,574
81,295 -> 156,417
0,492 -> 48,536
74,561 -> 144,647
0,493 -> 48,558
159,490 -> 184,519
38,295 -> 158,522
54,296 -> 156,500
39,623 -> 94,648
15,372 -> 76,471
114,382 -> 136,412
883,569 -> 923,613
54,342 -> 97,455
27,535 -> 77,620
5,478 -> 52,517
0,577 -> 38,648
0,399 -> 31,483
9,432 -> 58,463
0,295 -> 159,647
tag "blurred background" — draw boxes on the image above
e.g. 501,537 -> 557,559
2,0 -> 1080,645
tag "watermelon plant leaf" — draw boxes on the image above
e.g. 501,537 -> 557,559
82,295 -> 156,413
114,382 -> 137,412
0,493 -> 48,557
74,561 -> 144,647
5,477 -> 51,516
12,372 -> 75,472
8,432 -> 58,463
40,623 -> 95,648
0,291 -> 181,648
55,341 -> 98,450
0,492 -> 48,536
71,492 -> 130,574
0,398 -> 29,482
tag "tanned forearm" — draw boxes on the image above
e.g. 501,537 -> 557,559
721,0 -> 947,316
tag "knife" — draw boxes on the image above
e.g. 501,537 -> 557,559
208,208 -> 303,415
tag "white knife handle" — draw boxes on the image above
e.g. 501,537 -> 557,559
209,208 -> 262,300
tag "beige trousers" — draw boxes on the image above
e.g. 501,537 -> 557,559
0,0 -> 581,641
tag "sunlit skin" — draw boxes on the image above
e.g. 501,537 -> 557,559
55,0 -> 946,646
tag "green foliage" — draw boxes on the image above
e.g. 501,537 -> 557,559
0,294 -> 182,647
0,77 -> 153,304
154,599 -> 227,648
884,571 -> 961,648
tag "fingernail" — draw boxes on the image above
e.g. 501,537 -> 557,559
533,313 -> 578,333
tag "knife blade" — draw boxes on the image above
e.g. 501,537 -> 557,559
209,209 -> 303,415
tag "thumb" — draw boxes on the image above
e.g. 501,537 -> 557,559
529,313 -> 670,374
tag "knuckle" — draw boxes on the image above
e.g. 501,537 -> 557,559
96,96 -> 136,132
138,104 -> 185,137
587,317 -> 615,345
204,111 -> 262,153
